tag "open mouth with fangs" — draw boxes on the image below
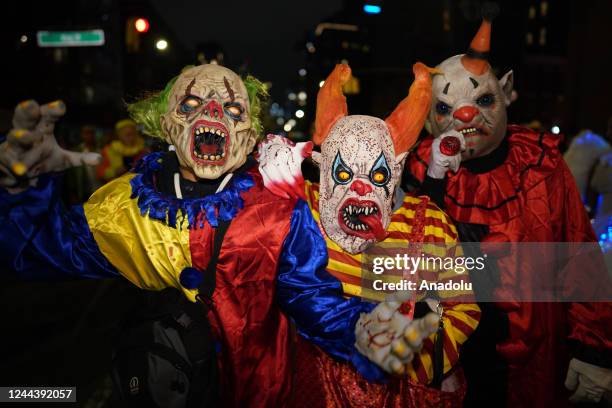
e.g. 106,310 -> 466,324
338,198 -> 388,241
190,119 -> 230,165
456,125 -> 488,138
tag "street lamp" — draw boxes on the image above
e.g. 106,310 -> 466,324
156,39 -> 168,51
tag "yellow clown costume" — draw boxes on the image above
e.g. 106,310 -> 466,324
304,180 -> 480,386
255,61 -> 482,408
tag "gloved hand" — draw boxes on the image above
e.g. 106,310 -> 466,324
0,100 -> 101,192
354,291 -> 440,375
426,130 -> 465,179
565,358 -> 612,404
256,133 -> 313,199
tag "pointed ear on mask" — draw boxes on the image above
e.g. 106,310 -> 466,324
499,70 -> 514,107
395,151 -> 408,164
311,151 -> 322,167
395,152 -> 408,170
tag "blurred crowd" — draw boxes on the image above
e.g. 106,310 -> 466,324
60,119 -> 150,203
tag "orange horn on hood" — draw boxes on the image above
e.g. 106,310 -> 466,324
385,62 -> 438,154
461,3 -> 498,76
312,64 -> 351,146
461,19 -> 491,76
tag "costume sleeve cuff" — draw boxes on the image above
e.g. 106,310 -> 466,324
569,339 -> 612,369
349,350 -> 388,383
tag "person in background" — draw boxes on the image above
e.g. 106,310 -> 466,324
64,125 -> 103,203
96,119 -> 147,182
564,127 -> 611,215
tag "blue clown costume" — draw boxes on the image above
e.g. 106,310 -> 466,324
0,150 -> 382,407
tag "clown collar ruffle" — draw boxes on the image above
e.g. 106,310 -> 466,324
129,152 -> 255,228
412,125 -> 562,225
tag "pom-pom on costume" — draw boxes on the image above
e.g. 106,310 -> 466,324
258,63 -> 480,407
406,13 -> 612,407
0,64 -> 403,407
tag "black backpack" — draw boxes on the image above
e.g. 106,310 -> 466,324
111,288 -> 218,408
111,218 -> 231,408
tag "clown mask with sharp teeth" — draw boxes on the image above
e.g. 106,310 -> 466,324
316,116 -> 401,253
312,63 -> 435,254
160,65 -> 258,180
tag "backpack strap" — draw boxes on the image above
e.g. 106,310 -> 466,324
196,218 -> 232,307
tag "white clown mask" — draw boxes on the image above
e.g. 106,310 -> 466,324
312,63 -> 435,254
429,15 -> 514,160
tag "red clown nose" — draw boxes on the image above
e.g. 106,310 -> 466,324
350,180 -> 373,196
453,106 -> 479,123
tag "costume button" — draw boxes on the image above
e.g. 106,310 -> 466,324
179,267 -> 203,289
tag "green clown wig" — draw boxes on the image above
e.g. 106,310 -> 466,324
127,69 -> 268,140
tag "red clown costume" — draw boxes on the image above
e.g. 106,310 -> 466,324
258,63 -> 481,407
406,13 -> 612,408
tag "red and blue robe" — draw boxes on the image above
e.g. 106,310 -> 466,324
0,152 -> 383,407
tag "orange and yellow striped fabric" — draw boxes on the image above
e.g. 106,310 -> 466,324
304,181 -> 480,384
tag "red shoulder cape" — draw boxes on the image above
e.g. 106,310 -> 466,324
407,125 -> 562,225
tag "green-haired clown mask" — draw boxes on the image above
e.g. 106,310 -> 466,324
158,65 -> 259,179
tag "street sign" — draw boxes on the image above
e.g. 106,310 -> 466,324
37,30 -> 105,47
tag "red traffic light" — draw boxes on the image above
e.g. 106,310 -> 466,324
134,18 -> 149,33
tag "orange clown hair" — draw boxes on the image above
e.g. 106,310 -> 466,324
312,62 -> 437,155
385,62 -> 438,154
312,64 -> 351,146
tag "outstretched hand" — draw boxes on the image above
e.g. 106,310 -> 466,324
354,291 -> 440,375
0,100 -> 101,192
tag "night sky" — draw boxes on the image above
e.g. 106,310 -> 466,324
150,0 -> 343,93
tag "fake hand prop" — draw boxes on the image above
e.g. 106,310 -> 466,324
426,130 -> 466,179
355,291 -> 440,375
0,100 -> 101,192
256,134 -> 313,200
565,358 -> 612,404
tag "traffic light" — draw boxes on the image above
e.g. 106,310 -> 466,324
126,17 -> 149,52
134,18 -> 149,33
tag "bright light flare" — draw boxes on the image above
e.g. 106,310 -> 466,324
156,39 -> 168,51
135,18 -> 150,33
363,4 -> 381,14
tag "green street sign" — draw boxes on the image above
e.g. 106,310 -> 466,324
37,30 -> 105,47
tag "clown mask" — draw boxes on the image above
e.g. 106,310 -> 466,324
312,63 -> 435,254
160,65 -> 257,180
429,16 -> 514,160
314,116 -> 405,253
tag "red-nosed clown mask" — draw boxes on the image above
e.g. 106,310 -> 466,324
312,63 -> 435,254
160,65 -> 257,179
429,17 -> 514,160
